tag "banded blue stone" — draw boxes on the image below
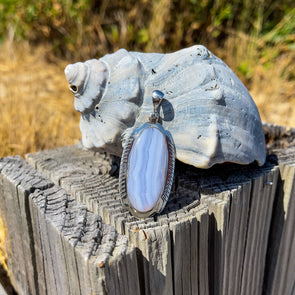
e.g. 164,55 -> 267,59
127,126 -> 168,212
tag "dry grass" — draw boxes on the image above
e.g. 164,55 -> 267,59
250,54 -> 295,127
214,32 -> 295,128
0,42 -> 81,158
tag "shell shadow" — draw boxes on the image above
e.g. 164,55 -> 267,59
159,98 -> 175,122
161,154 -> 278,216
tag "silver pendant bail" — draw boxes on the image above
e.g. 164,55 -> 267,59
149,90 -> 164,123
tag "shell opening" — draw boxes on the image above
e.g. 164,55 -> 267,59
69,84 -> 78,94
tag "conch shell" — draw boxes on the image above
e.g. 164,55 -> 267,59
65,45 -> 266,168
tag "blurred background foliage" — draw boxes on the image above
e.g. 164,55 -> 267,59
0,0 -> 294,58
0,0 -> 294,89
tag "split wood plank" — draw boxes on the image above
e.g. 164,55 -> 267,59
263,146 -> 295,295
0,156 -> 139,295
25,142 -> 284,295
0,283 -> 8,295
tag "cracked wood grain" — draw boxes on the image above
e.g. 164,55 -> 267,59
0,156 -> 139,295
24,139 -> 291,295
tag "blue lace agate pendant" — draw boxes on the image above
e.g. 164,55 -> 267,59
119,90 -> 175,219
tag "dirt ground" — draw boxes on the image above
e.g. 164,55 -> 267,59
0,43 -> 81,157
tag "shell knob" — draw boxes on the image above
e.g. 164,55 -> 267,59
152,90 -> 164,104
150,90 -> 164,124
64,63 -> 88,94
64,64 -> 78,84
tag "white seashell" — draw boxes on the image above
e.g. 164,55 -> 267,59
65,45 -> 266,168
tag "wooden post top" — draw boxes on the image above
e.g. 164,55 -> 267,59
1,122 -> 295,295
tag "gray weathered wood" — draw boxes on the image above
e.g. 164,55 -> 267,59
24,126 -> 293,295
0,156 -> 52,295
1,123 -> 295,294
0,283 -> 8,295
263,146 -> 295,295
0,156 -> 139,295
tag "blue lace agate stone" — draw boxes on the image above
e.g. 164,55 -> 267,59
127,126 -> 168,212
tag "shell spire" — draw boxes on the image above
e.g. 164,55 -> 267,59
64,62 -> 88,94
64,64 -> 78,84
65,59 -> 109,114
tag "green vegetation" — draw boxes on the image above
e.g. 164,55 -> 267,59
0,0 -> 294,59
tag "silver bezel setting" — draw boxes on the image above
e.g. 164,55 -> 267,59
119,122 -> 175,219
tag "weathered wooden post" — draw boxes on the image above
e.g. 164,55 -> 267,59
0,123 -> 295,295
